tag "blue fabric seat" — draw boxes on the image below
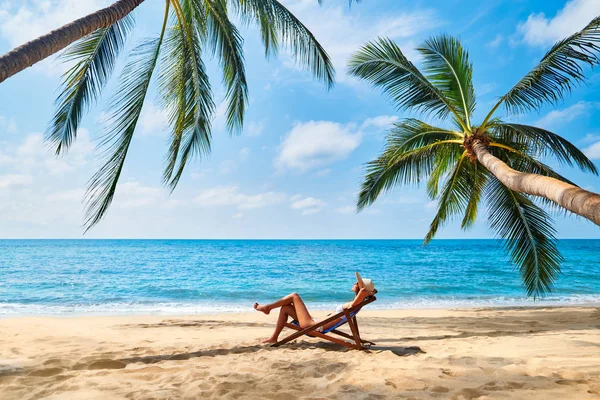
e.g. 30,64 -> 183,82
291,310 -> 359,335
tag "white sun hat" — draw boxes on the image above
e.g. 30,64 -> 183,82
355,272 -> 375,293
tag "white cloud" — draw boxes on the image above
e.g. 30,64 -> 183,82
2,130 -> 94,175
535,101 -> 594,129
315,168 -> 331,177
477,83 -> 497,97
114,182 -> 162,208
275,120 -> 361,172
279,0 -> 438,82
583,141 -> 600,160
0,116 -> 17,134
239,147 -> 250,161
290,195 -> 326,215
219,160 -> 237,175
335,205 -> 356,215
195,185 -> 287,210
47,188 -> 85,202
425,201 -> 437,210
0,174 -> 33,189
517,0 -> 600,46
360,115 -> 398,131
487,34 -> 503,48
213,101 -> 228,131
247,121 -> 264,137
139,102 -> 169,135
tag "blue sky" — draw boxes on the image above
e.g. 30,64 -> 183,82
0,0 -> 599,238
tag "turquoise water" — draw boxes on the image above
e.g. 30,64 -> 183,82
1,239 -> 599,316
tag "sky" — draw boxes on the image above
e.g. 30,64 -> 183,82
0,0 -> 600,239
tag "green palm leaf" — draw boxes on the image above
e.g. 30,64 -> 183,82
461,162 -> 488,229
357,120 -> 462,211
270,0 -> 335,87
160,1 -> 214,189
425,153 -> 488,243
84,34 -> 165,231
348,37 -> 466,129
485,16 -> 600,121
229,0 -> 278,57
485,178 -> 562,298
204,0 -> 247,133
490,123 -> 598,174
229,0 -> 336,86
418,34 -> 476,129
48,15 -> 135,155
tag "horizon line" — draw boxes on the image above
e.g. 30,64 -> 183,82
0,238 -> 598,241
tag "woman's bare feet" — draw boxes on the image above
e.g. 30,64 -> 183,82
253,303 -> 270,315
262,337 -> 277,344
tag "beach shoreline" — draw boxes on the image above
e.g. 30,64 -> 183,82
1,305 -> 599,399
2,301 -> 600,319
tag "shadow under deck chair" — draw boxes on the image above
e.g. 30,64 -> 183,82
272,290 -> 378,350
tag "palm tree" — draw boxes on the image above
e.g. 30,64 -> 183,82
348,23 -> 600,297
0,0 -> 356,231
0,0 -> 145,83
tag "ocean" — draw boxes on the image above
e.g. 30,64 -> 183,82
1,239 -> 599,316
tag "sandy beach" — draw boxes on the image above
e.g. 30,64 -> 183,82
0,306 -> 599,399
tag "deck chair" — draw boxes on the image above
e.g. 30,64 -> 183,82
272,290 -> 377,350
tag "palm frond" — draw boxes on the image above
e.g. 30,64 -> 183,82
489,16 -> 600,118
160,0 -> 214,189
485,178 -> 563,298
424,153 -> 487,243
270,0 -> 335,87
224,0 -> 335,85
84,34 -> 166,231
387,119 -> 463,199
159,2 -> 213,188
48,15 -> 135,155
490,123 -> 598,174
461,162 -> 489,229
348,37 -> 466,129
418,34 -> 475,129
357,120 -> 462,211
204,0 -> 247,134
228,0 -> 278,57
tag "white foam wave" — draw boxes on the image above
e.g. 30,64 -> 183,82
2,294 -> 600,317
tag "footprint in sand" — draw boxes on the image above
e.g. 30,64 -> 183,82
27,367 -> 64,377
555,379 -> 589,386
86,359 -> 127,370
441,368 -> 459,378
451,388 -> 486,400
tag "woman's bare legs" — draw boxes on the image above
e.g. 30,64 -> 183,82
254,292 -> 313,329
261,305 -> 298,344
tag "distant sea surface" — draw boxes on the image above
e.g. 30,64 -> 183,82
1,239 -> 599,316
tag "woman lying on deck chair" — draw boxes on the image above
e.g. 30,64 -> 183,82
253,272 -> 375,344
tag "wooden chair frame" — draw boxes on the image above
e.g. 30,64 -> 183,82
272,292 -> 377,350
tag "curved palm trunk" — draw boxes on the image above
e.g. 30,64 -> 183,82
0,0 -> 145,83
472,140 -> 600,226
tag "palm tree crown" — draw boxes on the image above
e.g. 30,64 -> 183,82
349,20 -> 600,298
48,0 -> 356,231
